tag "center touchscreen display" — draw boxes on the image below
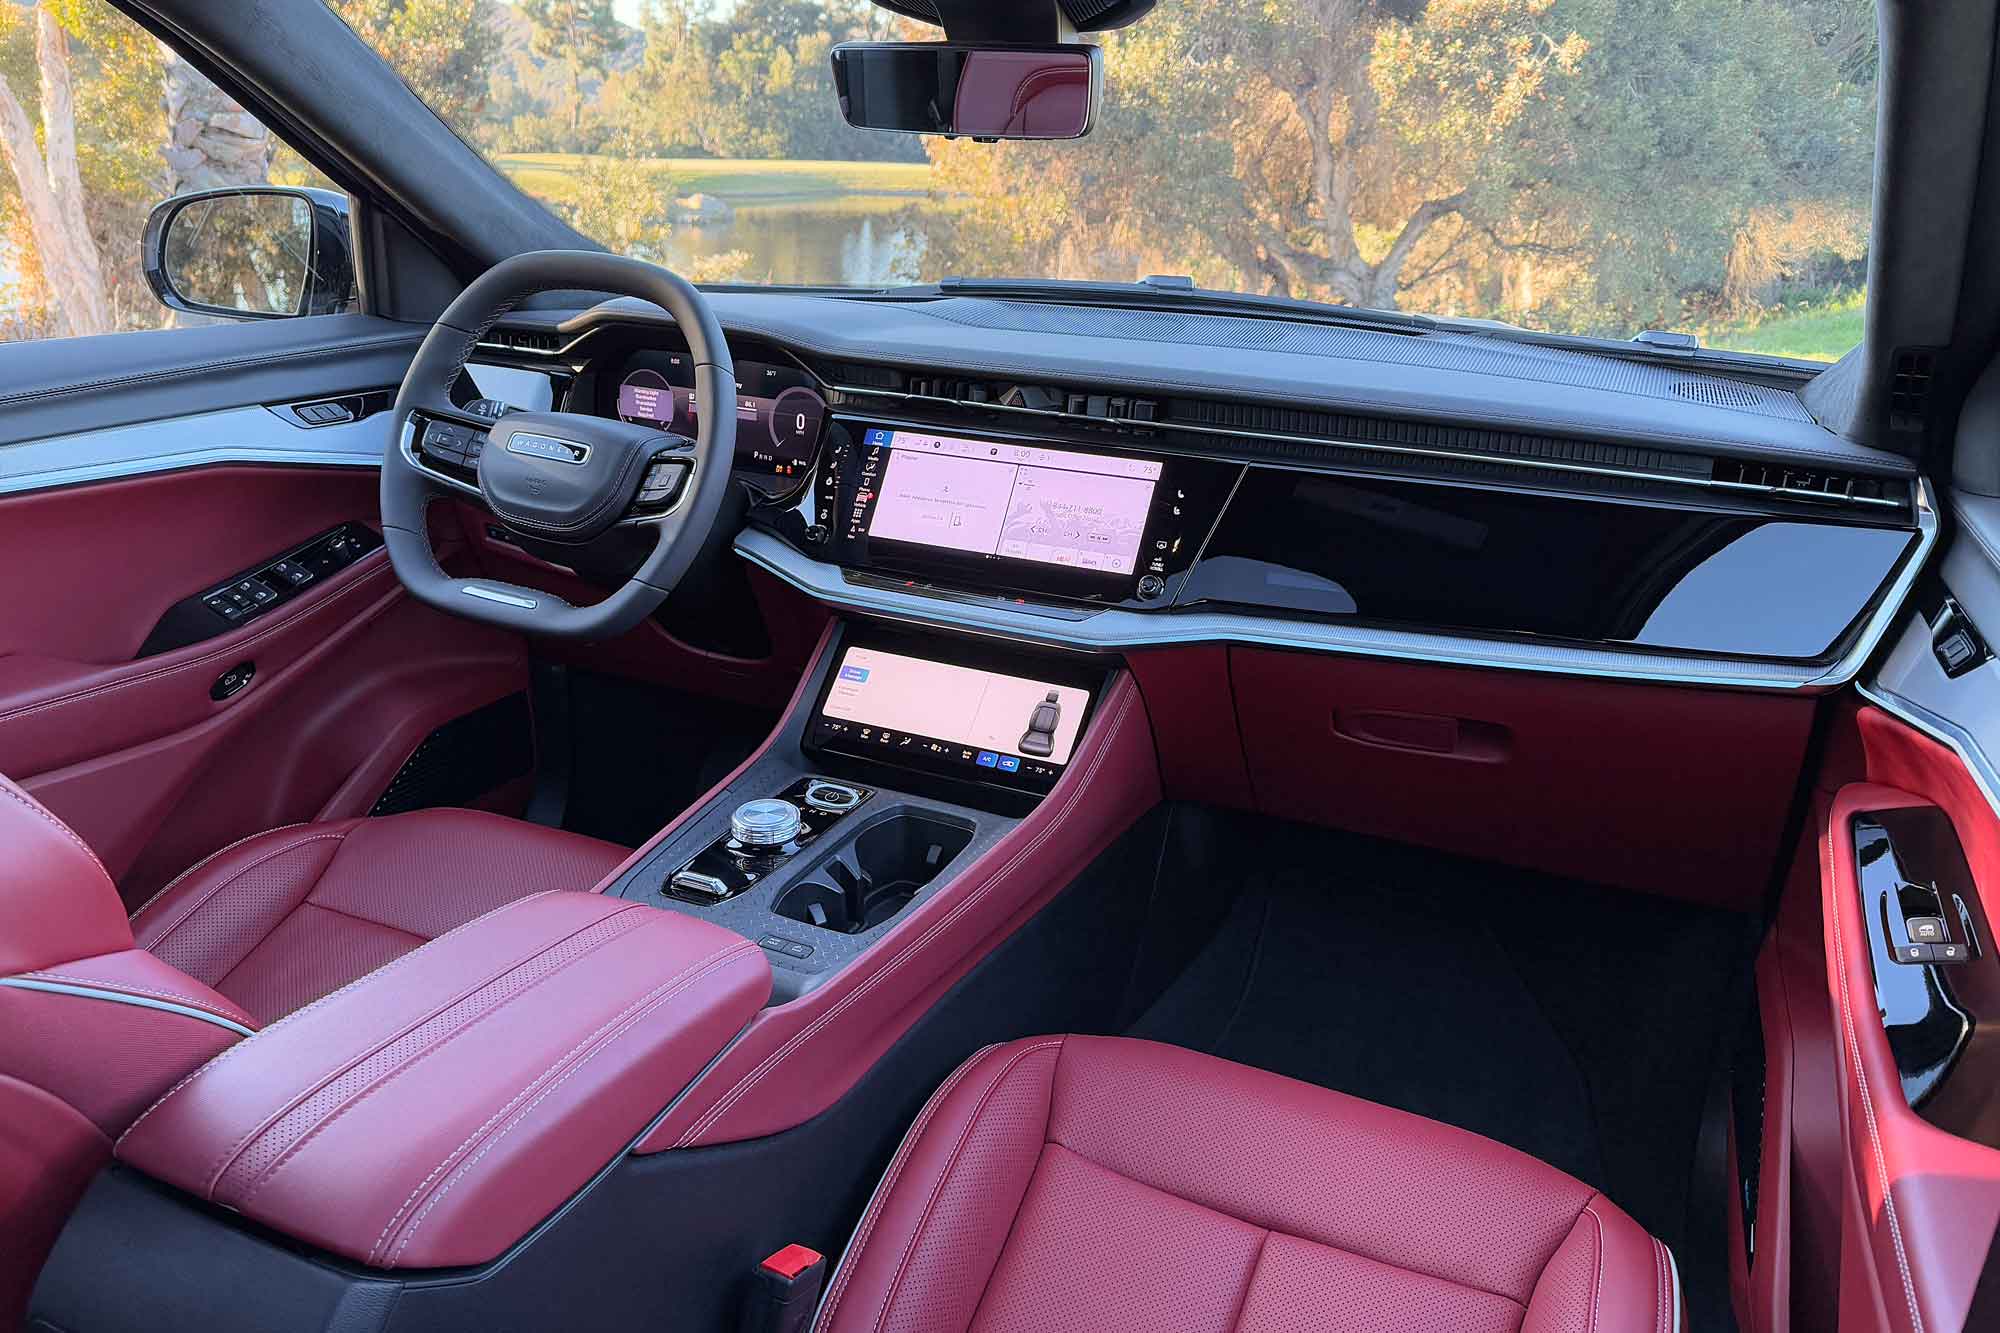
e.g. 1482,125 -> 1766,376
862,428 -> 1161,576
809,644 -> 1095,792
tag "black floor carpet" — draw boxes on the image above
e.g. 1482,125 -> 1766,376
557,670 -> 776,848
1129,815 -> 1753,1325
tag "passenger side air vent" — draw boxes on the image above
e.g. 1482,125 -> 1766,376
1710,458 -> 1892,505
1889,347 -> 1938,434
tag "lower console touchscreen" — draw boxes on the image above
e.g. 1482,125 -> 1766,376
806,636 -> 1098,795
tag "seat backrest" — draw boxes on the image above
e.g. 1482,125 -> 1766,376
0,775 -> 254,1324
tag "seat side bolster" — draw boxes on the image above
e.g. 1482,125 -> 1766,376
1524,1194 -> 1678,1333
816,1037 -> 1065,1333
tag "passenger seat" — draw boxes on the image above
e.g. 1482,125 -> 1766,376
816,1035 -> 1681,1333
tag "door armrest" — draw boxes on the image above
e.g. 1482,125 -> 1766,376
116,891 -> 768,1269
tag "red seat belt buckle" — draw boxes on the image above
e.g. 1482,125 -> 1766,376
743,1243 -> 825,1333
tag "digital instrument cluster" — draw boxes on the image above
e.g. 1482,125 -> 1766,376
613,350 -> 827,484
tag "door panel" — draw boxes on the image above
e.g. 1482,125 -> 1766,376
1816,755 -> 2000,1333
0,459 -> 526,904
1832,490 -> 2000,1331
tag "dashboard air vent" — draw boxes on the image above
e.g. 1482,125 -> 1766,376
485,328 -> 563,353
1890,348 -> 1937,434
1710,458 -> 1891,504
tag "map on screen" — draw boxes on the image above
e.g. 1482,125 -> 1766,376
864,429 -> 1159,576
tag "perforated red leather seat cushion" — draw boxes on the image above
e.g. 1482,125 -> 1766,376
129,810 -> 630,1024
817,1035 -> 1681,1333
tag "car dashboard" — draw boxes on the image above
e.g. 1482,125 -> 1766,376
444,293 -> 1933,694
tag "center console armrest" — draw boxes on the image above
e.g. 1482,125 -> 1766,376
115,892 -> 768,1270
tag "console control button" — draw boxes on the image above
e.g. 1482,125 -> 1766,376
731,798 -> 802,849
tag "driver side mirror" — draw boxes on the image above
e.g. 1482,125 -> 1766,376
830,43 -> 1101,141
142,187 -> 355,320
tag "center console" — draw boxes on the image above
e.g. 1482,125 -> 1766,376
606,624 -> 1113,1000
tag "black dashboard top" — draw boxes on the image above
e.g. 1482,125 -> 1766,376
471,293 -> 1930,692
495,293 -> 1916,479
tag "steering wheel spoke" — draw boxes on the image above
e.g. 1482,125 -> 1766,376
380,251 -> 735,640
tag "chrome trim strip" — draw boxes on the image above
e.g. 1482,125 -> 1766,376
464,584 -> 539,610
736,472 -> 1933,692
827,385 -> 1908,511
738,529 -> 1821,689
0,976 -> 255,1038
1803,476 -> 1939,687
0,405 -> 389,496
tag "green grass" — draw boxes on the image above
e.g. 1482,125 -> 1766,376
493,154 -> 932,208
1699,291 -> 1865,364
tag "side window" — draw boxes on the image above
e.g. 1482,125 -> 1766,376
0,0 -> 354,343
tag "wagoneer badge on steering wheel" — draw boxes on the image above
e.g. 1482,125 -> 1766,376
506,433 -> 591,465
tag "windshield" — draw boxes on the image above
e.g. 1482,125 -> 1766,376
343,0 -> 1878,362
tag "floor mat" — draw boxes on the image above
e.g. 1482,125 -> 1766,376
1130,814 -> 1753,1314
558,670 -> 776,848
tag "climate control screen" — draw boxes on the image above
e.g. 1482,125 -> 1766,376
808,642 -> 1096,793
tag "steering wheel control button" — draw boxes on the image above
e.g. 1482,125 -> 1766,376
731,798 -> 803,849
637,459 -> 691,507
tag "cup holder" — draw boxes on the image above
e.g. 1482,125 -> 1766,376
774,811 -> 975,934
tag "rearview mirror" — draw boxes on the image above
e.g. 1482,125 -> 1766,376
142,187 -> 354,320
830,43 -> 1100,140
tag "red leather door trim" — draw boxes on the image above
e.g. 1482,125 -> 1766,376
1820,763 -> 2000,1333
0,550 -> 396,779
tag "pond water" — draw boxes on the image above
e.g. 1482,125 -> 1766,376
658,201 -> 934,287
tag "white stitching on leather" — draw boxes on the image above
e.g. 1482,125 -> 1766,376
860,1039 -> 1063,1333
380,941 -> 758,1266
1827,813 -> 1924,1333
129,823 -> 312,924
815,1043 -> 1007,1331
116,891 -> 563,1151
675,688 -> 1137,1147
138,831 -> 351,958
367,934 -> 750,1260
0,779 -> 112,881
1579,1202 -> 1605,1333
229,906 -> 660,1210
197,900 -> 646,1194
0,555 -> 389,726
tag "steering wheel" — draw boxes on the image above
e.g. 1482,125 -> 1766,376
381,251 -> 734,639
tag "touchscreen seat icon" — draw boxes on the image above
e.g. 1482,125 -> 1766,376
1019,691 -> 1061,757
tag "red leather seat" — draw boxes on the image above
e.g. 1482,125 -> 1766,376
818,1035 -> 1682,1333
128,808 -> 631,1024
0,774 -> 628,1323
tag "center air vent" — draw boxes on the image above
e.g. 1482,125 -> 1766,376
1671,380 -> 1761,409
483,328 -> 563,354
